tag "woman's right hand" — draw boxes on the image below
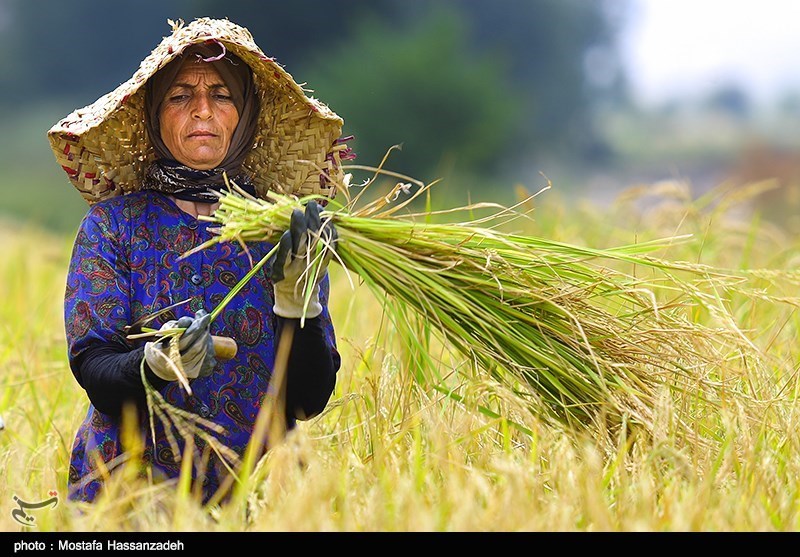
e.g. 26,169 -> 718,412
144,310 -> 217,381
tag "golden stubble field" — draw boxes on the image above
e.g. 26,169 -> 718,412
2,181 -> 800,532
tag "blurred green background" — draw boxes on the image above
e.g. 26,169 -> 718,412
3,0 -> 800,235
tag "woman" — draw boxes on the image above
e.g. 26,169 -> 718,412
47,18 -> 354,506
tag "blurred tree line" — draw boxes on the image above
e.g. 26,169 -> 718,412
0,0 -> 629,192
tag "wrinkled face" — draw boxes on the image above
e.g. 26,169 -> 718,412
159,61 -> 240,170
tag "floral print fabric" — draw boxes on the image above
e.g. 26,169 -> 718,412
64,190 -> 336,503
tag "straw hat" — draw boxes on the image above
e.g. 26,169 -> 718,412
48,17 -> 351,205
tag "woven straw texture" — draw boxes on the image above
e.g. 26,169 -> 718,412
48,18 -> 349,205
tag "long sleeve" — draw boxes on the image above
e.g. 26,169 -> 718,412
277,315 -> 340,422
71,341 -> 170,417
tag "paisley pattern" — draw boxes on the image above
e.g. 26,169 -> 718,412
64,190 -> 337,504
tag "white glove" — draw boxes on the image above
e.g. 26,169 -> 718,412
144,310 -> 217,381
271,200 -> 337,319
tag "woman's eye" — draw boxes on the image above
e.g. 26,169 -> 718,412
169,94 -> 188,102
214,93 -> 233,101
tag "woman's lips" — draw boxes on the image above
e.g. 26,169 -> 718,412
188,130 -> 216,138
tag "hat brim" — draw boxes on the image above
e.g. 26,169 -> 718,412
48,17 -> 349,205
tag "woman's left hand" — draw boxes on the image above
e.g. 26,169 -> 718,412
270,200 -> 338,319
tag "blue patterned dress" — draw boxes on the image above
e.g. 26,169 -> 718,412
64,190 -> 337,503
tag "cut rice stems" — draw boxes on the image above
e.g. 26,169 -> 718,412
188,174 -> 763,439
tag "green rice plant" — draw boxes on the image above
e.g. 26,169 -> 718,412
183,169 -> 765,443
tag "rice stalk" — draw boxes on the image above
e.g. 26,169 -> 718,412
179,172 -> 770,443
137,359 -> 242,501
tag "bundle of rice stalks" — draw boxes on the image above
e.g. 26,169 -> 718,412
186,172 -> 758,439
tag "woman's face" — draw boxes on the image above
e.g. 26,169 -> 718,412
158,61 -> 240,170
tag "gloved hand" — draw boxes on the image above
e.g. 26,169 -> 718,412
271,200 -> 338,319
144,309 -> 217,381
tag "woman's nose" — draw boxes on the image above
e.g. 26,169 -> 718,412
191,94 -> 213,119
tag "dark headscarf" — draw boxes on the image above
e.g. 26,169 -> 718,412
143,42 -> 259,202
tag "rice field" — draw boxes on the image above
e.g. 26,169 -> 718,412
2,178 -> 800,532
